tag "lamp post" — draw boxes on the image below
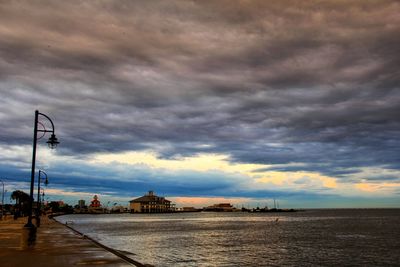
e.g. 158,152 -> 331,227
25,110 -> 59,228
0,180 -> 4,205
0,179 -> 4,219
40,189 -> 45,214
41,190 -> 45,205
36,170 -> 48,227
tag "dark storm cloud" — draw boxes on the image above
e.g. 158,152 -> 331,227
363,175 -> 400,182
0,0 -> 399,184
2,159 -> 331,201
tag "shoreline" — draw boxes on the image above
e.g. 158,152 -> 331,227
53,216 -> 149,267
0,215 -> 150,267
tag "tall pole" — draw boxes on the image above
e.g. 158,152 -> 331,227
25,110 -> 38,228
0,180 -> 4,206
0,180 -> 4,219
37,172 -> 41,217
36,170 -> 47,227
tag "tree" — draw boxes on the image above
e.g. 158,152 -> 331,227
49,201 -> 73,214
11,190 -> 30,217
48,201 -> 60,212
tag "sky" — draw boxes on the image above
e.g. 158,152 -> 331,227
0,0 -> 399,208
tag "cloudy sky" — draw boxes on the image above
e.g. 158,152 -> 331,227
0,0 -> 399,208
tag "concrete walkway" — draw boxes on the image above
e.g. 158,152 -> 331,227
0,216 -> 145,267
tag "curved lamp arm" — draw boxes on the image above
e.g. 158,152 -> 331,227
37,112 -> 59,148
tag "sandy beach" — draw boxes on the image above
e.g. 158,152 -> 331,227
0,215 -> 144,267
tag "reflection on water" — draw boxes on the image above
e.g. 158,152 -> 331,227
58,209 -> 400,266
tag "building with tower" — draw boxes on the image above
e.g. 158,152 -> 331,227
129,191 -> 175,213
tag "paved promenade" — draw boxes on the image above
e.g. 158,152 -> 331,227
0,216 -> 144,267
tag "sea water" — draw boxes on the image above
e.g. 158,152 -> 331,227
57,209 -> 400,266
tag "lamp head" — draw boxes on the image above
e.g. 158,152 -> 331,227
44,177 -> 49,186
47,133 -> 59,149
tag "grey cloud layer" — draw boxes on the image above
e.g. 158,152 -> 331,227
0,0 -> 399,183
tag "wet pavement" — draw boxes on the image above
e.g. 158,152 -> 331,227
0,216 -> 136,267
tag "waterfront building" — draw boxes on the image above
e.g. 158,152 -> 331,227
181,207 -> 202,212
111,205 -> 128,213
90,195 -> 101,208
129,191 -> 174,213
78,199 -> 86,208
74,199 -> 88,213
88,195 -> 105,213
203,203 -> 236,212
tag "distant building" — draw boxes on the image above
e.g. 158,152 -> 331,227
90,195 -> 101,208
181,207 -> 202,212
129,191 -> 174,213
203,203 -> 235,212
88,195 -> 105,214
73,199 -> 88,213
78,199 -> 86,208
111,205 -> 127,213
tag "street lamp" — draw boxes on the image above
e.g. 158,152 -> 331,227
0,180 -> 4,205
36,170 -> 48,227
41,190 -> 45,204
0,179 -> 4,219
25,110 -> 59,228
